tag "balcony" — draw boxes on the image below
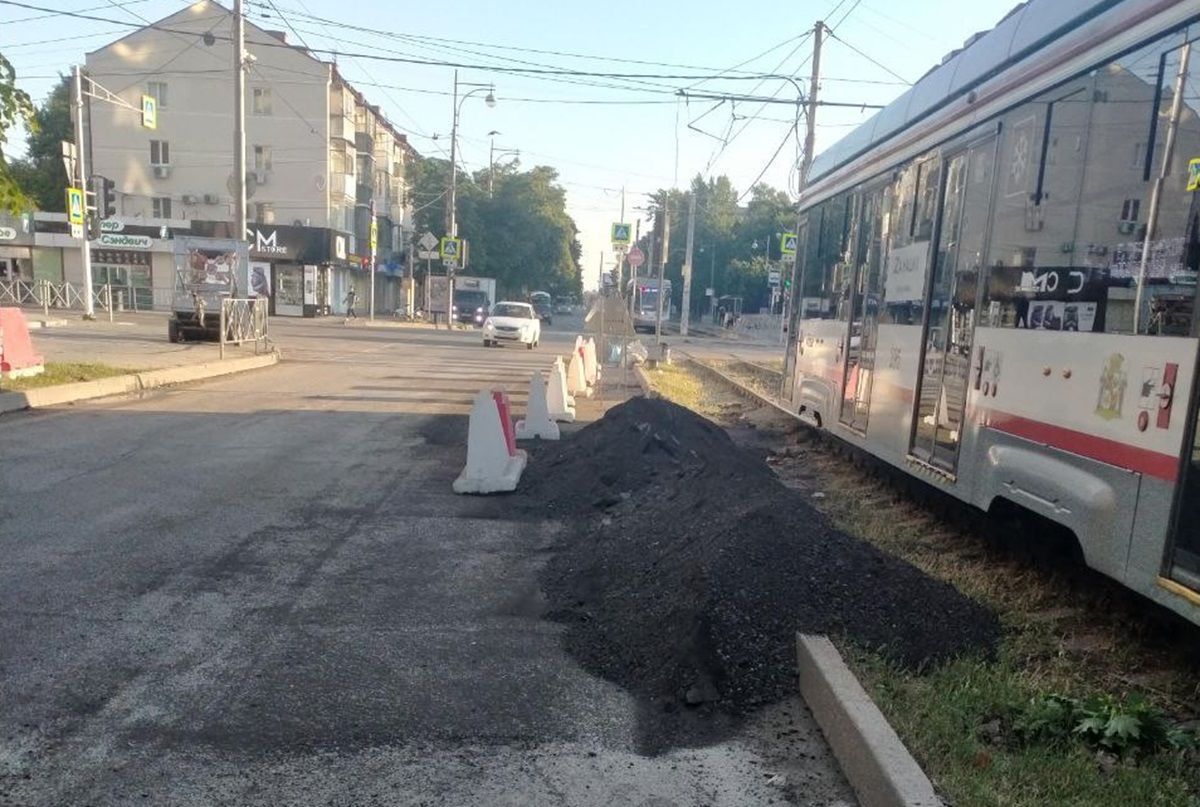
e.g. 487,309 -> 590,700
329,113 -> 354,143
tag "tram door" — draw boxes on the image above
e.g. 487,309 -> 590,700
910,136 -> 995,471
839,185 -> 888,432
781,219 -> 808,403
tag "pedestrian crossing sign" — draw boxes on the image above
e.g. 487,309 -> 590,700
440,236 -> 462,260
780,232 -> 798,256
611,222 -> 631,246
1188,157 -> 1200,192
141,95 -> 157,130
66,187 -> 85,226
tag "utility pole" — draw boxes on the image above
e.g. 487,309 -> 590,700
489,134 -> 495,198
629,218 -> 640,321
680,190 -> 696,336
655,193 -> 670,345
72,65 -> 95,319
446,70 -> 459,238
368,197 -> 376,320
800,20 -> 824,190
233,0 -> 247,243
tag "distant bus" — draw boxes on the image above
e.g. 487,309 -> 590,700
627,277 -> 671,333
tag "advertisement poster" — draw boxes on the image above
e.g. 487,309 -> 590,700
986,265 -> 1110,332
248,261 -> 271,298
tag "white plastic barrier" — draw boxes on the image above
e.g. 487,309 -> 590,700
453,389 -> 528,494
583,337 -> 599,387
567,349 -> 591,398
515,370 -> 561,441
548,357 -> 576,422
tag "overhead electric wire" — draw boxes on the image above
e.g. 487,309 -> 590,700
0,1 -> 842,84
824,29 -> 913,85
252,0 -> 786,78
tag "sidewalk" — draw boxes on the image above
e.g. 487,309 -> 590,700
0,310 -> 277,414
14,310 -> 223,370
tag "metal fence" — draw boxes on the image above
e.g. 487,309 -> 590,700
219,297 -> 269,358
0,278 -> 173,315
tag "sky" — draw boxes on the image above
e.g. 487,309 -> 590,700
1,0 -> 1021,288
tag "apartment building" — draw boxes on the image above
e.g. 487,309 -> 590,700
80,0 -> 417,315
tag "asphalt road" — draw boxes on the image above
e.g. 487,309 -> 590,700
0,316 -> 852,806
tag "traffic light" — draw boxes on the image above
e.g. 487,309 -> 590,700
100,177 -> 116,218
90,175 -> 116,220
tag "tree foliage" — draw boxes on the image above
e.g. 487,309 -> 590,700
635,175 -> 797,314
9,76 -> 70,212
408,154 -> 582,299
0,51 -> 38,214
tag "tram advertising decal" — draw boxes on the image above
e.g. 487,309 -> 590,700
986,265 -> 1110,332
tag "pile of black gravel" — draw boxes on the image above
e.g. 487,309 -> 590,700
525,396 -> 999,713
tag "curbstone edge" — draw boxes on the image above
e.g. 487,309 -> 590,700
797,633 -> 943,807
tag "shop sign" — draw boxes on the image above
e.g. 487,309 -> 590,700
100,219 -> 125,233
0,226 -> 16,241
248,227 -> 289,256
334,234 -> 347,260
97,233 -> 152,249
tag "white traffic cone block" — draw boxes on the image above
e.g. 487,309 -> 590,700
516,371 -> 561,441
574,335 -> 584,354
583,337 -> 600,387
567,349 -> 592,399
548,359 -> 576,422
453,389 -> 528,494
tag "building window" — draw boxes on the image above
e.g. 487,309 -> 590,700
149,139 -> 170,165
253,144 -> 272,174
147,81 -> 167,108
152,197 -> 172,218
252,87 -> 272,115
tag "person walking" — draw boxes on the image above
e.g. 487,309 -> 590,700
343,286 -> 358,324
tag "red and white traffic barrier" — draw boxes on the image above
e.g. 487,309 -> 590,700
0,308 -> 45,379
453,388 -> 528,494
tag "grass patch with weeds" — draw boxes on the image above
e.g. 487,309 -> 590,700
649,361 -> 1200,807
1,362 -> 137,391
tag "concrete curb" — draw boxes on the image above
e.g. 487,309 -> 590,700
0,351 -> 279,415
632,363 -> 656,398
797,634 -> 942,807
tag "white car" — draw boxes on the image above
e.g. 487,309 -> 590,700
482,301 -> 541,349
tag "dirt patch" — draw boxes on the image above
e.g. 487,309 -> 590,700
522,396 -> 999,714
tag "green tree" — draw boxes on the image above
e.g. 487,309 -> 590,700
407,154 -> 582,299
0,51 -> 37,214
9,76 -> 70,212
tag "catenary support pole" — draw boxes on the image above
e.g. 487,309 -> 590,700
680,190 -> 696,336
234,0 -> 247,245
72,65 -> 95,319
655,193 -> 670,345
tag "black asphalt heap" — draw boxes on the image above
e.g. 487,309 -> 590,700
525,396 -> 1000,712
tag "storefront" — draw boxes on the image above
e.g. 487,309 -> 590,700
0,214 -> 34,281
193,221 -> 351,317
92,243 -> 154,310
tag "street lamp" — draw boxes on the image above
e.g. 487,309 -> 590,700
439,73 -> 495,330
486,130 -> 519,198
445,71 -> 496,239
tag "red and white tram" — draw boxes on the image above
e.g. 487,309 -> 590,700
783,0 -> 1200,623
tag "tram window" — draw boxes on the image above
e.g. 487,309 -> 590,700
799,193 -> 850,319
881,160 -> 933,325
982,26 -> 1200,336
